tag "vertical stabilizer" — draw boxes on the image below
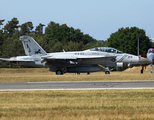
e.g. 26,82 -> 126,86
20,36 -> 47,56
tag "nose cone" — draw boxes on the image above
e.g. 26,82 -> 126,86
139,57 -> 152,64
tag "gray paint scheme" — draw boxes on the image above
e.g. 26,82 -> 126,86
0,36 -> 152,74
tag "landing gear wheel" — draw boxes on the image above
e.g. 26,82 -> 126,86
141,66 -> 144,74
56,70 -> 63,75
105,71 -> 110,74
87,72 -> 90,75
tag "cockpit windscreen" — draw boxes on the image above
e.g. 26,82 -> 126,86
90,47 -> 123,53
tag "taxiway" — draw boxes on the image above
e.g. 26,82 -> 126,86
0,81 -> 154,91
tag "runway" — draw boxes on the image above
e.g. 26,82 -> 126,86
0,81 -> 154,91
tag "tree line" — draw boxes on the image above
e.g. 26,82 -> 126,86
0,17 -> 153,67
0,18 -> 106,58
107,27 -> 154,55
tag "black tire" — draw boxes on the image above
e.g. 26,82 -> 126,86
105,71 -> 110,74
56,70 -> 63,75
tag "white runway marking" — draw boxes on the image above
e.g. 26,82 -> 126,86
1,88 -> 154,91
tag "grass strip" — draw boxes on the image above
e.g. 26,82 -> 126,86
0,67 -> 154,83
0,89 -> 154,120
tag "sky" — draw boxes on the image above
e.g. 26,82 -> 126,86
1,0 -> 154,40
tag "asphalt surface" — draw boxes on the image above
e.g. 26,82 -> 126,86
0,81 -> 154,91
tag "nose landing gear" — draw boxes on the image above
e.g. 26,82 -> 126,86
141,66 -> 144,74
141,64 -> 153,74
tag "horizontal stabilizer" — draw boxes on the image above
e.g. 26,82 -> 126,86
0,57 -> 34,62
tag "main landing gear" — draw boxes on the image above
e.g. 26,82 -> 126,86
55,68 -> 67,75
105,71 -> 110,74
56,70 -> 63,75
98,64 -> 110,74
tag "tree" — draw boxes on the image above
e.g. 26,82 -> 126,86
107,27 -> 152,55
35,23 -> 45,35
0,20 -> 5,44
45,22 -> 97,47
0,20 -> 5,56
2,36 -> 24,58
3,18 -> 19,37
45,21 -> 58,35
0,19 -> 5,28
20,22 -> 33,35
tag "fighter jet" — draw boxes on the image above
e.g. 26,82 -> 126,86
0,36 -> 152,75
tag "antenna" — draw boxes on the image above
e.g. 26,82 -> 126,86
137,37 -> 139,56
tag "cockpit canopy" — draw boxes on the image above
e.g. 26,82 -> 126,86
90,47 -> 124,53
148,48 -> 154,53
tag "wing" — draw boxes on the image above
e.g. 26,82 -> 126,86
75,55 -> 116,59
42,56 -> 77,60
